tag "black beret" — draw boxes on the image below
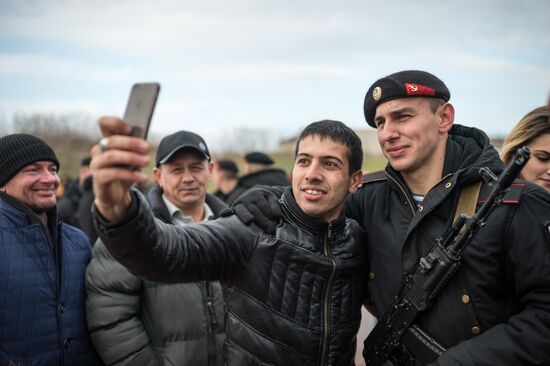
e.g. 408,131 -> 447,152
364,70 -> 450,127
217,159 -> 238,175
244,152 -> 274,165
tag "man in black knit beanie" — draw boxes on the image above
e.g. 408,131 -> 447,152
0,134 -> 99,365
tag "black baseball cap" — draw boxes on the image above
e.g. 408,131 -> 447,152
364,70 -> 451,128
156,130 -> 210,166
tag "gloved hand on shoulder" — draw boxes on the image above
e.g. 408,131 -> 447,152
220,185 -> 283,234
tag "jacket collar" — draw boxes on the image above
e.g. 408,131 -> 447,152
444,124 -> 504,184
385,124 -> 503,195
146,184 -> 228,224
0,192 -> 59,242
280,187 -> 346,234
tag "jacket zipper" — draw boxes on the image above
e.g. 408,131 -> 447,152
386,172 -> 415,217
320,224 -> 336,366
205,281 -> 217,366
45,222 -> 65,366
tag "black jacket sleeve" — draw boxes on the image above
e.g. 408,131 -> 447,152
94,190 -> 259,284
439,186 -> 550,365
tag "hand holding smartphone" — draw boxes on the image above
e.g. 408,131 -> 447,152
123,82 -> 160,139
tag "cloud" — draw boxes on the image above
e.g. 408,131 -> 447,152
0,0 -> 548,143
0,53 -> 135,82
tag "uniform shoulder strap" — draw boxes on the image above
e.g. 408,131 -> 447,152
361,170 -> 387,185
478,181 -> 525,204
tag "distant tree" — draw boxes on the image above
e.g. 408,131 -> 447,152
11,112 -> 101,177
0,113 -> 11,136
216,126 -> 278,154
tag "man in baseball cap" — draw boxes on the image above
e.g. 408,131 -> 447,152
0,134 -> 99,365
156,130 -> 211,166
87,129 -> 227,366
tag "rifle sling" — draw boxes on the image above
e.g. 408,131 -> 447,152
453,181 -> 482,229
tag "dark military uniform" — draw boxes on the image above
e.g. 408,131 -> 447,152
347,124 -> 550,365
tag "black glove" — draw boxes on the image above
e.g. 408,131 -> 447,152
220,185 -> 283,234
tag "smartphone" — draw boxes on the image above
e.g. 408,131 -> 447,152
123,82 -> 160,139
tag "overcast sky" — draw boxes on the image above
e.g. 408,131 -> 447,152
1,0 -> 549,151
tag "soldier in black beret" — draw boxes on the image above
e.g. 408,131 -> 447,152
244,151 -> 274,165
353,70 -> 550,365
237,150 -> 289,191
363,70 -> 450,128
225,70 -> 550,365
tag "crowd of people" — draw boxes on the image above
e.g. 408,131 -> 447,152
0,69 -> 549,366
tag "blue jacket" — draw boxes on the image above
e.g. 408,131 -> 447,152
0,195 -> 99,366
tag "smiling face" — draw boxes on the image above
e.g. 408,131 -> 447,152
0,161 -> 60,218
522,133 -> 550,192
374,97 -> 453,185
153,150 -> 213,213
292,135 -> 362,222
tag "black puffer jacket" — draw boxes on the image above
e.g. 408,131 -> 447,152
347,124 -> 550,365
97,187 -> 367,366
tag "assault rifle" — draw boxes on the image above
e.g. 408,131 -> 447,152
363,146 -> 531,366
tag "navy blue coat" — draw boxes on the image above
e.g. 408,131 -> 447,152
0,196 -> 99,365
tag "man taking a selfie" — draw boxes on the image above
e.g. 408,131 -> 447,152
86,130 -> 226,366
90,118 -> 367,365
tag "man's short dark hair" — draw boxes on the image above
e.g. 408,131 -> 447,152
294,120 -> 363,175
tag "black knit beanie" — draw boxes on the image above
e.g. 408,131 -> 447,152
0,134 -> 60,187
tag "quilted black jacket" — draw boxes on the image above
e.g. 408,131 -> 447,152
96,187 -> 367,366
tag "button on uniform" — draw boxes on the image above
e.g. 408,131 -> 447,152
64,337 -> 73,349
461,295 -> 470,304
369,272 -> 375,280
471,326 -> 481,335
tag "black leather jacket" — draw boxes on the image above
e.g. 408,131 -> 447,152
347,124 -> 550,365
96,187 -> 368,366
